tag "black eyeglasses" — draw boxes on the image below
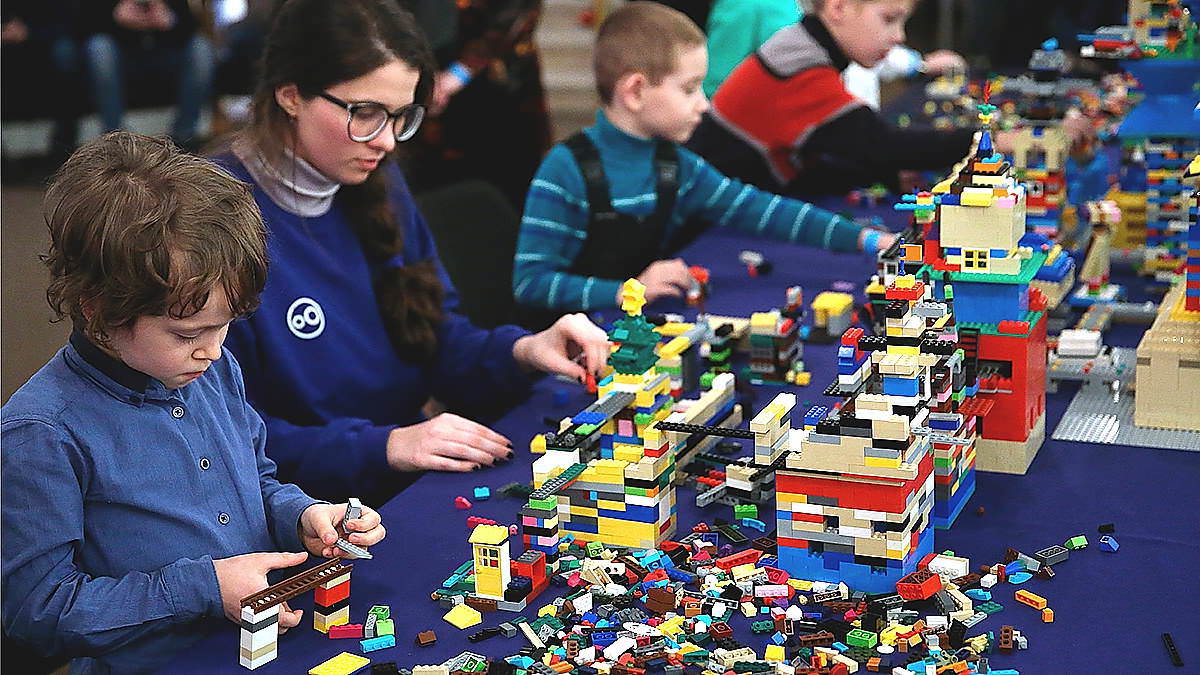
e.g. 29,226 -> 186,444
318,92 -> 425,143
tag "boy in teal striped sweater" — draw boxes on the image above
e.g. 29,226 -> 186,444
512,2 -> 893,325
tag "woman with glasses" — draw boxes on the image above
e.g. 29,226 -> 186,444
214,0 -> 610,507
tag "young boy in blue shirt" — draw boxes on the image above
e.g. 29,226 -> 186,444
512,1 -> 894,328
1,132 -> 386,674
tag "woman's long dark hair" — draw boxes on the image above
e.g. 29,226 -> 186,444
248,0 -> 444,360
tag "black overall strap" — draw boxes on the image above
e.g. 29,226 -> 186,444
651,140 -> 679,231
565,133 -> 618,222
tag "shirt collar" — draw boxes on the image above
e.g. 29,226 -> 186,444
232,137 -> 341,218
593,109 -> 658,150
68,330 -> 174,403
802,14 -> 851,72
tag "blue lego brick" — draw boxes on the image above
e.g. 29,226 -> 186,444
563,520 -> 599,535
946,280 -> 1029,325
610,433 -> 643,446
1035,251 -> 1076,283
934,469 -> 976,530
940,194 -> 960,206
777,528 -> 934,594
360,634 -> 396,653
804,406 -> 829,427
883,376 -> 920,397
573,411 -> 606,425
944,246 -> 962,255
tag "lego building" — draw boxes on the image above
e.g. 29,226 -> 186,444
754,273 -> 989,593
915,104 -> 1051,474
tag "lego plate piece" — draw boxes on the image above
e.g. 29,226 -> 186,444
309,651 -> 370,675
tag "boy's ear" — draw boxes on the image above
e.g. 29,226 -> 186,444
274,83 -> 302,118
821,0 -> 851,23
614,71 -> 649,111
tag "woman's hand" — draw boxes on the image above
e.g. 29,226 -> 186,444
512,313 -> 610,383
386,414 -> 513,472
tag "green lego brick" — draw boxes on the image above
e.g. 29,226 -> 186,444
917,251 -> 1047,285
846,629 -> 878,648
1065,535 -> 1088,550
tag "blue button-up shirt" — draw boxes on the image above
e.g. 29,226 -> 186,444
2,332 -> 319,674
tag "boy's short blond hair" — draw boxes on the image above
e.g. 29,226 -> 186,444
42,131 -> 268,344
594,2 -> 705,104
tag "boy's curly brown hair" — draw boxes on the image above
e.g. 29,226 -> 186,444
42,131 -> 268,344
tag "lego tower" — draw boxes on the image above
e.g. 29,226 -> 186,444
761,272 -> 989,593
523,280 -> 679,552
1134,155 -> 1200,431
917,100 -> 1049,474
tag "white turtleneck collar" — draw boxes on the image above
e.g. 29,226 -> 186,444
232,137 -> 341,217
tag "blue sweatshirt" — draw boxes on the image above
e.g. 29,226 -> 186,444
215,156 -> 533,506
1,333 -> 317,675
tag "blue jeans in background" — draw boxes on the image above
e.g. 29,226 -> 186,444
83,32 -> 215,145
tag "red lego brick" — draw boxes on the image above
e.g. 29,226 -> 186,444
715,549 -> 762,570
841,327 -> 864,347
896,569 -> 942,600
313,579 -> 350,607
329,623 -> 364,639
997,320 -> 1030,335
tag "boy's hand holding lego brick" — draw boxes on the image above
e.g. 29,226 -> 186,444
632,258 -> 694,304
387,413 -> 514,472
920,50 -> 965,76
213,551 -> 308,628
512,313 -> 610,382
301,502 -> 386,558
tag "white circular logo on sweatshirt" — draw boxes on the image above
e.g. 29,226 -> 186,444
287,297 -> 325,339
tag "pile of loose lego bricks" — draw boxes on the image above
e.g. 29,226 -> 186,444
314,520 -> 1129,675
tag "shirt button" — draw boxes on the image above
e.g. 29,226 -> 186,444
218,512 -> 230,525
199,457 -> 211,471
171,406 -> 185,419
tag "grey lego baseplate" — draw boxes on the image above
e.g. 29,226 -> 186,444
1052,382 -> 1200,451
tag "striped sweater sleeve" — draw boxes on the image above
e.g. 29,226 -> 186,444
513,146 -> 624,311
675,148 -> 865,253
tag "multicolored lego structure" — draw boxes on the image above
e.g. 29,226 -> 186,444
1134,154 -> 1200,431
749,269 -> 990,593
906,101 -> 1053,474
524,280 -> 745,554
1082,0 -> 1200,285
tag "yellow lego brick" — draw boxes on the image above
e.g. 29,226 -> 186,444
764,645 -> 785,662
530,433 -> 546,455
571,506 -> 598,518
443,604 -> 482,630
655,321 -> 695,338
614,372 -> 644,386
786,578 -> 814,591
660,336 -> 691,359
309,652 -> 371,675
537,603 -> 558,617
864,456 -> 902,469
313,606 -> 350,633
777,491 -> 807,505
659,616 -> 685,636
613,446 -> 644,463
960,187 -> 994,207
597,499 -> 627,512
750,311 -> 780,329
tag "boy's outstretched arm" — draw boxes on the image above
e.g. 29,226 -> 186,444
802,106 -> 975,182
676,148 -> 890,255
